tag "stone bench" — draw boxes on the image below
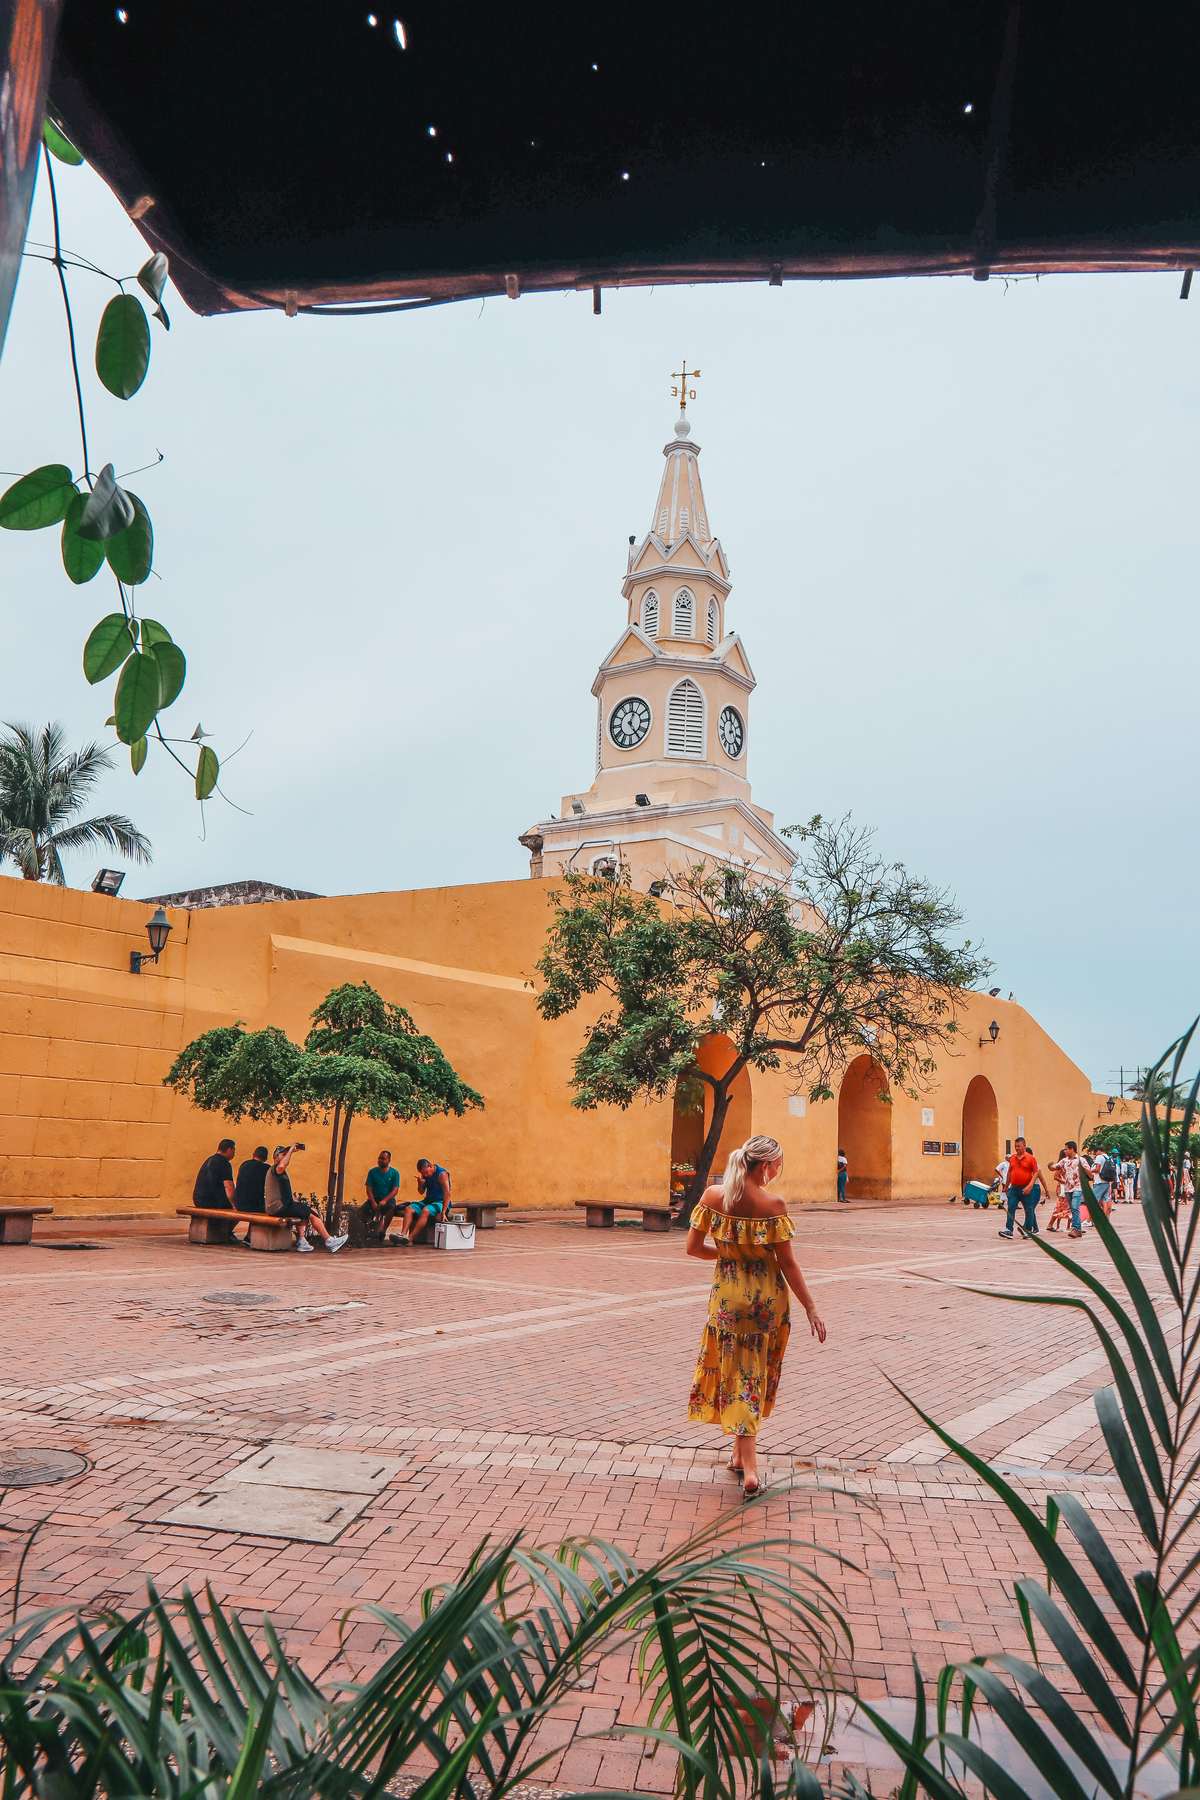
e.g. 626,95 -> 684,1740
0,1205 -> 53,1245
177,1207 -> 295,1253
575,1200 -> 673,1233
460,1201 -> 508,1230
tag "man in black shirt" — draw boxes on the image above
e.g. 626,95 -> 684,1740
193,1139 -> 236,1209
235,1146 -> 270,1213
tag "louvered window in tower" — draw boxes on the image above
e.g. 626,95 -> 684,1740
666,679 -> 705,758
680,507 -> 689,535
706,598 -> 718,645
673,588 -> 695,637
642,591 -> 659,639
657,505 -> 669,536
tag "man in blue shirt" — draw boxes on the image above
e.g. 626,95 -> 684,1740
399,1158 -> 451,1245
364,1150 -> 401,1242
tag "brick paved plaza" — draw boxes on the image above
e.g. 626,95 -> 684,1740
0,1203 -> 1149,1789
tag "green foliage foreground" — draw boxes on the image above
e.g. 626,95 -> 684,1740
853,1022 -> 1200,1798
0,1510 -> 850,1799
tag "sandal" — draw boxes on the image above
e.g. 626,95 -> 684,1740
726,1456 -> 744,1480
742,1477 -> 761,1500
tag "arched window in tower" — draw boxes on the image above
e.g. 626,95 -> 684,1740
641,591 -> 659,639
706,598 -> 719,645
672,588 -> 695,638
666,678 -> 705,758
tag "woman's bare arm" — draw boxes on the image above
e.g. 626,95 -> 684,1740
686,1227 -> 719,1261
774,1242 -> 827,1341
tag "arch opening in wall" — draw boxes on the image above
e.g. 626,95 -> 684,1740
672,587 -> 695,637
962,1075 -> 999,1188
666,678 -> 705,758
837,1055 -> 892,1200
669,1032 -> 752,1203
642,591 -> 660,639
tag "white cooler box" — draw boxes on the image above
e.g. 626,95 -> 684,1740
434,1211 -> 475,1252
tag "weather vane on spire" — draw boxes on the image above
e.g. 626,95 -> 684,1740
671,361 -> 701,415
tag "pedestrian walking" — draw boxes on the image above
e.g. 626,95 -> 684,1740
686,1134 -> 826,1498
1047,1147 -> 1070,1231
1182,1155 -> 1195,1205
1048,1142 -> 1085,1238
836,1147 -> 849,1203
1089,1147 -> 1118,1216
999,1136 -> 1045,1239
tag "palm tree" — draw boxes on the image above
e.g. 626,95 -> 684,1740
0,722 -> 151,883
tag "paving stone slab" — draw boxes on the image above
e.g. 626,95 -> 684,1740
156,1482 -> 368,1543
227,1443 -> 405,1493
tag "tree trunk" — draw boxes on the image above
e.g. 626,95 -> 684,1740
334,1104 -> 355,1223
324,1101 -> 342,1221
679,1078 -> 734,1218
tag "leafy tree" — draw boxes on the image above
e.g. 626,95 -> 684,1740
0,721 -> 151,882
164,981 -> 483,1219
1087,1118 -> 1199,1164
536,814 -> 991,1208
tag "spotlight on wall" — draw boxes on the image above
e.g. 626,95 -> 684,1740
988,985 -> 1001,997
91,868 -> 125,896
571,800 -> 585,816
648,879 -> 671,898
980,1019 -> 1000,1047
1107,1095 -> 1117,1113
130,906 -> 172,975
635,793 -> 651,807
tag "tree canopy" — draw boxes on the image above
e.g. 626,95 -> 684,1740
536,815 -> 991,1205
165,981 -> 483,1215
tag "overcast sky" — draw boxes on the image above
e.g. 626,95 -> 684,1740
2,162 -> 1196,1091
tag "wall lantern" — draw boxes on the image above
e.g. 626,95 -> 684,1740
1107,1095 -> 1117,1114
980,1019 -> 1000,1047
130,906 -> 172,974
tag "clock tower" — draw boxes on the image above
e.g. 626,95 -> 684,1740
519,386 -> 795,891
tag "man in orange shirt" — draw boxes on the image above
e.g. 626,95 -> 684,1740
999,1136 -> 1044,1239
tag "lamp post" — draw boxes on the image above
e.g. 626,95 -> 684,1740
979,1019 -> 1000,1048
130,907 -> 172,974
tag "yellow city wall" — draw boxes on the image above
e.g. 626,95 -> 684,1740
0,871 -> 1120,1217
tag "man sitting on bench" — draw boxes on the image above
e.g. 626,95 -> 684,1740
397,1157 -> 450,1245
194,1137 -> 238,1235
363,1149 -> 401,1243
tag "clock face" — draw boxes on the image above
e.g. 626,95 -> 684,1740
718,705 -> 745,758
609,696 -> 652,750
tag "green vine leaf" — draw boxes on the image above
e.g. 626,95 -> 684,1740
95,294 -> 151,399
42,119 -> 83,165
0,464 -> 75,530
138,617 -> 173,652
195,744 -> 219,801
61,493 -> 106,583
78,464 -> 135,540
83,614 -> 138,684
130,737 -> 148,775
114,651 -> 162,743
137,253 -> 170,329
104,493 -> 153,585
150,640 -> 186,710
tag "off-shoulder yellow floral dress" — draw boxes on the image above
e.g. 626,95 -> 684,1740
687,1203 -> 794,1437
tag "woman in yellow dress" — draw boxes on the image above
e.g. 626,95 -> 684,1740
686,1134 -> 826,1497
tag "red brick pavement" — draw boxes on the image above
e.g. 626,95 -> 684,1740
0,1203 -> 1162,1788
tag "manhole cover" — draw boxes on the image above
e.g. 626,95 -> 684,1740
202,1291 -> 279,1307
41,1241 -> 107,1251
0,1449 -> 88,1487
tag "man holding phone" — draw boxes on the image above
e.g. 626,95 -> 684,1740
264,1144 -> 348,1253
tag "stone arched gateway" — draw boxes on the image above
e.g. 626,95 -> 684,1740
669,1033 -> 752,1203
961,1074 -> 1000,1188
837,1056 -> 892,1201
